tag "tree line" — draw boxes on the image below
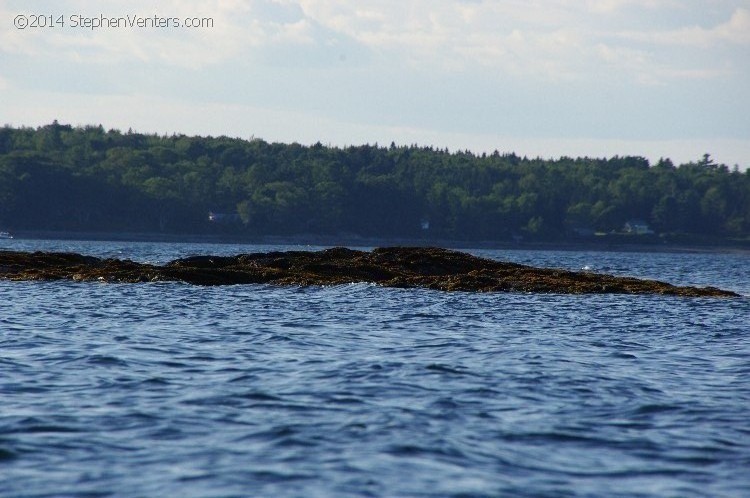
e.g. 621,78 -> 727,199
1,122 -> 748,242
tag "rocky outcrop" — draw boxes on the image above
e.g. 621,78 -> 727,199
0,247 -> 738,297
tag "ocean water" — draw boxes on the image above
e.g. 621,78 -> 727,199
1,239 -> 749,498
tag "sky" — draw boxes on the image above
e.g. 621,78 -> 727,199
1,0 -> 749,167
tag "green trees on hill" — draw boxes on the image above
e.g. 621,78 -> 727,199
0,122 -> 748,241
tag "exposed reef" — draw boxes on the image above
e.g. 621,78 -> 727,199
0,247 -> 738,297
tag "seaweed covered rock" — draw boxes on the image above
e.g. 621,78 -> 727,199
0,247 -> 738,297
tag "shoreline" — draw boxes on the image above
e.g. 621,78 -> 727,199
8,230 -> 750,255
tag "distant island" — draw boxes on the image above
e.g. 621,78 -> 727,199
0,247 -> 738,297
1,122 -> 748,246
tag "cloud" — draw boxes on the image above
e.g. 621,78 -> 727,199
287,1 -> 594,79
0,0 -> 316,68
288,0 -> 748,83
3,0 -> 745,81
582,0 -> 679,14
618,7 -> 750,48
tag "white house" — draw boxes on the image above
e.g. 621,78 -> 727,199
623,220 -> 654,235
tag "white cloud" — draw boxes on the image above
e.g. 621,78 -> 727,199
595,43 -> 656,82
619,7 -> 750,48
582,0 -> 679,14
287,0 -> 748,83
287,1 -> 594,79
3,0 -> 745,80
0,0 -> 316,68
719,7 -> 750,43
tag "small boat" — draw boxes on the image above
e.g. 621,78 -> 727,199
0,231 -> 13,239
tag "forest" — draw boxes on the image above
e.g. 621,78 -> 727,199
1,122 -> 748,243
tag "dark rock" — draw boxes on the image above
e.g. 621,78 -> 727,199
0,247 -> 739,297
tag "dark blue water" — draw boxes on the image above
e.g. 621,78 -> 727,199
2,239 -> 749,497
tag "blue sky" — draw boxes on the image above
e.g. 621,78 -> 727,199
2,0 -> 749,167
